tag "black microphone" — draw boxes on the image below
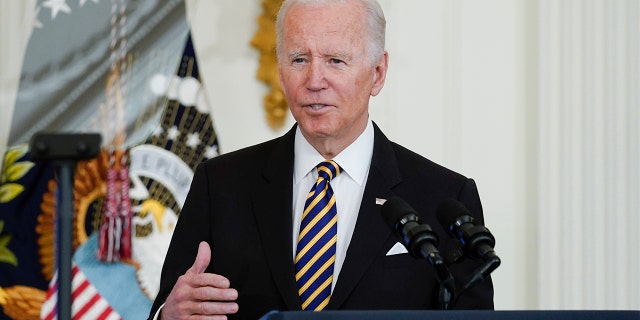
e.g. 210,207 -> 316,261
381,196 -> 443,264
436,199 -> 498,261
436,198 -> 500,294
381,196 -> 457,309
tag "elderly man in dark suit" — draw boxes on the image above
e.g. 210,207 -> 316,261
149,0 -> 494,319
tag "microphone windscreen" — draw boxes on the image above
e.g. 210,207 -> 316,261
436,198 -> 471,229
381,196 -> 417,228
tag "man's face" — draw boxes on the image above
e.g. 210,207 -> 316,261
278,1 -> 387,150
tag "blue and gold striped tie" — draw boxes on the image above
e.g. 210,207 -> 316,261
295,160 -> 341,311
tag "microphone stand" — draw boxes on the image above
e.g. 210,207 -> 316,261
424,252 -> 456,310
449,251 -> 500,307
459,252 -> 500,295
439,284 -> 452,310
30,133 -> 101,320
434,262 -> 454,310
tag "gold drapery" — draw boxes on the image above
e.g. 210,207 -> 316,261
251,0 -> 287,130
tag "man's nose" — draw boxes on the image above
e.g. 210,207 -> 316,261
305,61 -> 328,91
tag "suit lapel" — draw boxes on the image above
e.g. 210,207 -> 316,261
251,123 -> 404,310
327,124 -> 403,309
251,126 -> 302,310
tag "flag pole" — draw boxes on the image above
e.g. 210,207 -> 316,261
56,160 -> 74,320
29,133 -> 101,320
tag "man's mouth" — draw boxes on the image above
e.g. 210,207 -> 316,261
307,104 -> 331,110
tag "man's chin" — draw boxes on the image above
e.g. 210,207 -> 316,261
299,124 -> 337,140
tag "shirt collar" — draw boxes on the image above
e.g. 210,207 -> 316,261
294,119 -> 374,186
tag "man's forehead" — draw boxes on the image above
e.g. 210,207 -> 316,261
283,6 -> 366,38
285,0 -> 366,23
282,33 -> 365,57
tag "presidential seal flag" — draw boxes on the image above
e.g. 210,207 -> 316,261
36,32 -> 220,319
128,32 -> 220,301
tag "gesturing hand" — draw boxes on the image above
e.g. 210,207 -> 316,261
160,241 -> 239,320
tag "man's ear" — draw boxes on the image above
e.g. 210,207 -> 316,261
278,65 -> 288,97
371,51 -> 388,97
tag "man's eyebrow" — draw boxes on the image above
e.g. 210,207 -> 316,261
288,51 -> 306,59
329,52 -> 351,60
286,51 -> 352,61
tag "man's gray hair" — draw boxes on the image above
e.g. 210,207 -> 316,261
276,0 -> 386,66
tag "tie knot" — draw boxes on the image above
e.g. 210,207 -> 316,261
317,160 -> 340,182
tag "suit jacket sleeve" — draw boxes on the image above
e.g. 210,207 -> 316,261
147,162 -> 213,319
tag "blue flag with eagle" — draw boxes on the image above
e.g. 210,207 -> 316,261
123,32 -> 221,303
41,32 -> 220,319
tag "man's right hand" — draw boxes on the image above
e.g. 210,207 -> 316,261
160,241 -> 239,319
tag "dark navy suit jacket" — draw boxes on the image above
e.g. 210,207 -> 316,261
149,123 -> 494,320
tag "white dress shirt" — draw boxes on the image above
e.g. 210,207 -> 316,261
292,119 -> 374,291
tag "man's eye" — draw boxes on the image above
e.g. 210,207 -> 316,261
330,59 -> 344,64
292,58 -> 305,63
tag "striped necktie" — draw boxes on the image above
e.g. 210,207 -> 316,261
295,160 -> 341,311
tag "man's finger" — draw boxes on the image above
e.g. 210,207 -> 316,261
188,241 -> 211,275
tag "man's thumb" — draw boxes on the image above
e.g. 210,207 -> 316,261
189,241 -> 211,274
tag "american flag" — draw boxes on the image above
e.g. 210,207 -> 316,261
40,264 -> 121,320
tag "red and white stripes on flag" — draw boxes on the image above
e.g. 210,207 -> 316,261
40,264 -> 122,320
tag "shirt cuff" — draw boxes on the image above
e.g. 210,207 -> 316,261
152,303 -> 165,320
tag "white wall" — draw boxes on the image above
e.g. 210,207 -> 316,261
185,0 -> 295,153
536,0 -> 639,309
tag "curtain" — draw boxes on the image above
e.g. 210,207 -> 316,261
0,0 -> 36,161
